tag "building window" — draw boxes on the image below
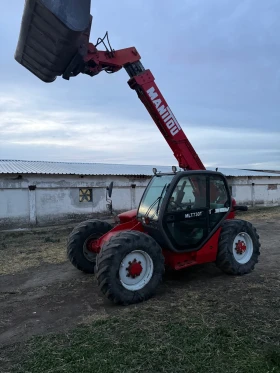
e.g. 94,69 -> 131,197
79,188 -> 92,202
268,184 -> 277,190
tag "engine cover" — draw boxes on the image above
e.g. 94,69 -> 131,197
118,209 -> 138,223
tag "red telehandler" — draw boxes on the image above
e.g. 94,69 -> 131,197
15,0 -> 260,305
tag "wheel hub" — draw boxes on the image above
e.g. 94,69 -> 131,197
83,235 -> 100,262
126,259 -> 143,278
235,240 -> 247,255
232,232 -> 253,264
119,250 -> 154,291
87,238 -> 100,253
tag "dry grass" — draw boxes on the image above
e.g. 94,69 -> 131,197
236,205 -> 280,221
0,227 -> 71,275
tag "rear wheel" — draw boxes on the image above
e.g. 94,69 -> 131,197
216,219 -> 260,275
95,231 -> 165,305
67,219 -> 112,273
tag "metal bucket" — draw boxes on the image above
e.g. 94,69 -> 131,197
15,0 -> 92,82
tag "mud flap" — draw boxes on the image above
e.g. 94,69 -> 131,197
15,0 -> 92,82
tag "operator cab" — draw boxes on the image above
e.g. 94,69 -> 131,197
137,169 -> 231,253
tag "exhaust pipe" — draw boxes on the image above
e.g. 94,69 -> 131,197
15,0 -> 92,82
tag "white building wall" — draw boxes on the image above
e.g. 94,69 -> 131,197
0,174 -> 150,228
0,189 -> 29,220
228,176 -> 280,206
230,184 -> 252,204
255,184 -> 280,205
0,173 -> 279,228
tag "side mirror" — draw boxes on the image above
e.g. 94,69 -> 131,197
106,182 -> 117,221
106,182 -> 114,198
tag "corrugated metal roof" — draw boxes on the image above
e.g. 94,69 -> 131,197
207,167 -> 280,177
0,160 -> 279,177
0,160 -> 161,176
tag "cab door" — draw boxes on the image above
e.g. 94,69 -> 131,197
161,172 -> 231,252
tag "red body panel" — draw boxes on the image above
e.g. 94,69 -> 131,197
97,219 -> 144,247
118,209 -> 137,223
162,228 -> 221,270
92,222 -> 222,271
227,198 -> 236,219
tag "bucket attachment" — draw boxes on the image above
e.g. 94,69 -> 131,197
15,0 -> 92,82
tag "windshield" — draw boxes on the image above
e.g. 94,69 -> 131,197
137,175 -> 174,221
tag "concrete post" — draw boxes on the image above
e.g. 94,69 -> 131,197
28,185 -> 37,225
251,183 -> 255,206
131,184 -> 136,209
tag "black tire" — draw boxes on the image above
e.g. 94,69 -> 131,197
216,219 -> 260,275
95,231 -> 165,305
70,218 -> 107,233
67,219 -> 112,274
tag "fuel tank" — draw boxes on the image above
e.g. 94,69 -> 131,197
15,0 -> 92,82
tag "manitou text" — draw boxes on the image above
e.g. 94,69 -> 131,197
146,87 -> 181,136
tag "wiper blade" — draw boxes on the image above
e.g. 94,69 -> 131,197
144,197 -> 160,218
144,183 -> 167,219
156,183 -> 168,215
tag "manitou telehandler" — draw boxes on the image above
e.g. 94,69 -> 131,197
15,0 -> 260,305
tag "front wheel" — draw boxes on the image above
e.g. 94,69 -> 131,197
216,219 -> 260,275
95,231 -> 165,305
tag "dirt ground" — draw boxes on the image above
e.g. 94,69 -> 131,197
0,207 -> 279,351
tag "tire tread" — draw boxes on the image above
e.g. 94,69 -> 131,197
96,231 -> 165,305
216,219 -> 260,275
67,219 -> 112,273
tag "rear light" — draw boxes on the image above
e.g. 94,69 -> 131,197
231,197 -> 236,210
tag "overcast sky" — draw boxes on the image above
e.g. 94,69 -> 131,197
0,0 -> 279,169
